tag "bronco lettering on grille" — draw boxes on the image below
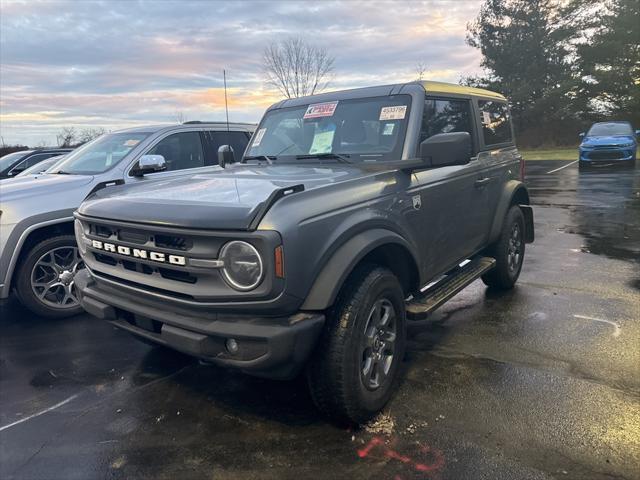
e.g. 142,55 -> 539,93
90,240 -> 186,266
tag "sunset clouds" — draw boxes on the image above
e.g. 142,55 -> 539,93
0,0 -> 483,145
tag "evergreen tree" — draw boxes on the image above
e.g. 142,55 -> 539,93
466,0 -> 582,145
576,0 -> 640,126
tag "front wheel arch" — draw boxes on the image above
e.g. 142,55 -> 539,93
300,230 -> 420,311
10,221 -> 75,291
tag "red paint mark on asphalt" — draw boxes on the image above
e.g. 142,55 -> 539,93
357,436 -> 445,478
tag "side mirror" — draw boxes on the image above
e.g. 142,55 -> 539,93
420,132 -> 471,168
134,154 -> 166,177
218,145 -> 235,169
579,132 -> 585,138
635,130 -> 640,136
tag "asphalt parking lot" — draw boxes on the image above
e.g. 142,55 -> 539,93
1,159 -> 638,480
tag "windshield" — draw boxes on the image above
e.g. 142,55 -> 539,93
246,95 -> 411,162
587,123 -> 633,137
52,132 -> 152,174
0,151 -> 30,170
17,155 -> 64,176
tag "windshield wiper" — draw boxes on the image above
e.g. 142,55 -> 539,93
295,153 -> 353,164
243,155 -> 275,165
53,170 -> 71,175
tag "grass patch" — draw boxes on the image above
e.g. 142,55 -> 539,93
520,147 -> 577,161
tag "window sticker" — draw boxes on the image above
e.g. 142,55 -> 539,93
309,124 -> 336,154
482,111 -> 491,125
379,105 -> 407,121
382,123 -> 395,136
252,128 -> 266,146
124,139 -> 141,147
303,101 -> 338,119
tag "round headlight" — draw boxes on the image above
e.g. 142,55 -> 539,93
74,219 -> 87,255
220,241 -> 263,291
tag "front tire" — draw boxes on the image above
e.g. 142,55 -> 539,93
482,205 -> 526,290
306,264 -> 406,425
14,235 -> 84,318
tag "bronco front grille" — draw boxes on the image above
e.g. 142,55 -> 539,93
92,252 -> 196,284
155,234 -> 191,250
77,216 -> 279,302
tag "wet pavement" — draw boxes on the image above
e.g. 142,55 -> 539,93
1,160 -> 639,480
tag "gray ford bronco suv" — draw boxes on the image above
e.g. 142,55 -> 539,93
74,81 -> 534,424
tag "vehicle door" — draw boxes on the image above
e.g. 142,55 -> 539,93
475,99 -> 518,227
406,96 -> 488,278
202,130 -> 252,165
125,130 -> 214,182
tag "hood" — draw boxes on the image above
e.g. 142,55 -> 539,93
78,164 -> 366,230
0,173 -> 94,202
582,135 -> 636,147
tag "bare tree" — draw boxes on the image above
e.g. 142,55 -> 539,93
56,127 -> 77,147
77,127 -> 106,144
263,37 -> 335,98
416,61 -> 428,81
173,111 -> 186,124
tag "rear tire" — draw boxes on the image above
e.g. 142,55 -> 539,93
14,235 -> 84,318
482,206 -> 525,290
306,264 -> 406,426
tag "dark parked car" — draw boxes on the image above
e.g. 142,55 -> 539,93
0,148 -> 73,179
15,155 -> 66,177
579,121 -> 638,169
74,81 -> 534,424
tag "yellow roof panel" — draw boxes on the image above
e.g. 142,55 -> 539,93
422,81 -> 506,101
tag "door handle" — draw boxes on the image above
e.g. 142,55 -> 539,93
475,177 -> 491,188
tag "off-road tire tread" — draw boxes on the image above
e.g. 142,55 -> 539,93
482,206 -> 525,290
307,264 -> 402,425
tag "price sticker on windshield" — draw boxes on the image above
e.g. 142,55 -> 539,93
304,101 -> 338,119
252,128 -> 266,146
124,139 -> 141,147
379,105 -> 407,121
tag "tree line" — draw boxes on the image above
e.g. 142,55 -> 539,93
0,127 -> 106,157
465,0 -> 639,147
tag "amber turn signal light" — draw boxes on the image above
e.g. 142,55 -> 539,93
274,245 -> 284,278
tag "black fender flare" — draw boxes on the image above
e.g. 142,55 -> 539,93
300,229 -> 419,311
488,180 -> 534,244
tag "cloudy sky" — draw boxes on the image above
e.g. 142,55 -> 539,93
0,0 -> 484,146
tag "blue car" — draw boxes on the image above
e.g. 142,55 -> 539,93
579,121 -> 639,169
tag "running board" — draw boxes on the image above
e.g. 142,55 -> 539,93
406,257 -> 496,320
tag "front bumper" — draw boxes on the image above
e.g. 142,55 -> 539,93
75,269 -> 325,380
579,147 -> 636,164
0,222 -> 19,299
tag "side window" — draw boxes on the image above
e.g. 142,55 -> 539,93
478,100 -> 512,146
420,98 -> 474,144
146,131 -> 204,172
206,131 -> 250,164
12,153 -> 54,172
